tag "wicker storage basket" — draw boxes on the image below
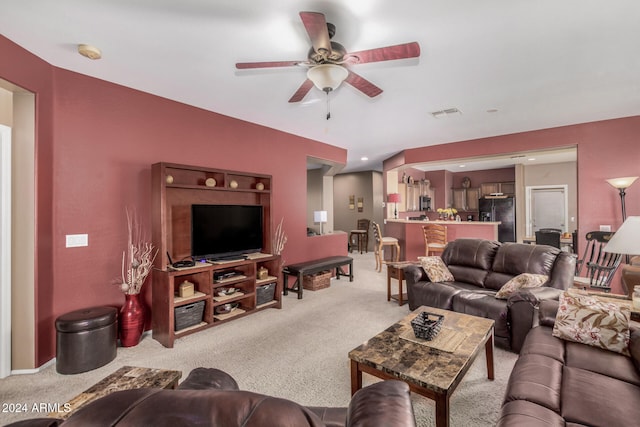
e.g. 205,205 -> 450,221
256,282 -> 276,305
411,312 -> 444,340
174,300 -> 205,331
303,270 -> 331,291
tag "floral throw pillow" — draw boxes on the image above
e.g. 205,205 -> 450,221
419,256 -> 454,282
552,290 -> 630,356
495,273 -> 549,299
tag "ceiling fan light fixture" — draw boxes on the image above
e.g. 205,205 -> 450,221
307,64 -> 348,92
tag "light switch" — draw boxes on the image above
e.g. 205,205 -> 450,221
66,234 -> 88,247
599,225 -> 611,232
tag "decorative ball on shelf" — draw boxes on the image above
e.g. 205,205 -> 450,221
165,174 -> 174,184
229,180 -> 238,189
256,182 -> 265,191
205,178 -> 217,187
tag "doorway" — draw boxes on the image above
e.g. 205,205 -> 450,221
0,124 -> 10,378
525,185 -> 569,236
1,81 -> 36,374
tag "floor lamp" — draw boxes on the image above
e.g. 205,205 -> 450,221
606,176 -> 639,264
606,176 -> 638,222
603,216 -> 640,301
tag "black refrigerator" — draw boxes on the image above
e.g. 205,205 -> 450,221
479,197 -> 516,242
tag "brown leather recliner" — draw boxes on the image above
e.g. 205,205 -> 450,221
498,300 -> 640,426
405,238 -> 575,352
7,368 -> 417,427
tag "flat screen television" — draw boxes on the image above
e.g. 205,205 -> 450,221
191,204 -> 263,261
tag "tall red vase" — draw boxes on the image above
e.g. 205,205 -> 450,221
120,293 -> 146,347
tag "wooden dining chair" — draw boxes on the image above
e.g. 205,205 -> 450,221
349,218 -> 370,254
535,229 -> 561,249
422,223 -> 447,257
574,230 -> 621,292
372,221 -> 400,272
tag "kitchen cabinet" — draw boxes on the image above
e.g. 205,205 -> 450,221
480,182 -> 515,197
452,188 -> 466,211
451,187 -> 480,211
398,182 -> 435,212
466,187 -> 480,211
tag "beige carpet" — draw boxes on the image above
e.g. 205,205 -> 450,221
0,252 -> 517,426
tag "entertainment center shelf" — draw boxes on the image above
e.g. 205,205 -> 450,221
151,255 -> 281,348
151,162 -> 281,348
162,164 -> 271,193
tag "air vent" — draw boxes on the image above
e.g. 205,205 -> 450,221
430,108 -> 461,118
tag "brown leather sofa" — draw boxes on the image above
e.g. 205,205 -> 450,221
498,300 -> 640,426
405,238 -> 575,352
6,368 -> 416,427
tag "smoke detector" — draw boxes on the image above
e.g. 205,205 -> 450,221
78,44 -> 102,60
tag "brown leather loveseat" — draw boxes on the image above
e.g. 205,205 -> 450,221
7,367 -> 416,427
405,238 -> 575,352
498,299 -> 640,426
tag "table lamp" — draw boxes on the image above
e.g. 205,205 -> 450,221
388,193 -> 401,219
314,210 -> 327,235
603,216 -> 640,302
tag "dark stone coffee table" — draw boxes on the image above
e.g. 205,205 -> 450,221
349,306 -> 494,427
49,366 -> 182,419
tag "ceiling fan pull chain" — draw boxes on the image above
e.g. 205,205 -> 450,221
326,91 -> 331,120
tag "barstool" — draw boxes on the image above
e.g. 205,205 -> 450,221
372,221 -> 400,272
55,306 -> 118,374
422,223 -> 447,257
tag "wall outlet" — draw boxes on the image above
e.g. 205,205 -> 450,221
66,234 -> 88,247
599,225 -> 611,232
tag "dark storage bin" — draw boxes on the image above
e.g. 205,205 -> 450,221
175,301 -> 205,331
55,306 -> 118,375
256,282 -> 276,305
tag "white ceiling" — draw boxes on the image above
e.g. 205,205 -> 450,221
2,1 -> 639,172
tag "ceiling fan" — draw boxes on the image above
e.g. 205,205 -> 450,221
235,11 -> 420,105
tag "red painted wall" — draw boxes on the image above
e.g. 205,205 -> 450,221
385,117 -> 640,294
1,35 -> 347,365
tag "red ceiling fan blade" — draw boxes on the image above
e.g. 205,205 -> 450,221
344,71 -> 383,98
344,42 -> 420,64
300,11 -> 331,55
288,79 -> 315,103
236,60 -> 303,69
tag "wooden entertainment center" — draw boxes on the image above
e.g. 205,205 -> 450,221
151,162 -> 282,348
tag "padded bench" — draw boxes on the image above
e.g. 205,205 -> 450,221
282,256 -> 354,299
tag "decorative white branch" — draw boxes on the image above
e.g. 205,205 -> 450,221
120,208 -> 157,295
272,217 -> 287,257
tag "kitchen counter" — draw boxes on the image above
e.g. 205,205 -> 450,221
385,219 -> 500,261
387,219 -> 501,226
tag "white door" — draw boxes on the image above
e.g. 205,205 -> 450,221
0,124 -> 11,378
528,186 -> 568,235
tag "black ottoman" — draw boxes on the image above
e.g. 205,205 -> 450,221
55,306 -> 117,374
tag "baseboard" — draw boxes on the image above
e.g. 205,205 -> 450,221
10,330 -> 154,375
11,357 -> 56,375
